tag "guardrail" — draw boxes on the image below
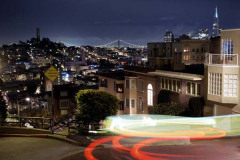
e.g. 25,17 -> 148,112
205,53 -> 238,65
0,117 -> 52,129
68,120 -> 103,134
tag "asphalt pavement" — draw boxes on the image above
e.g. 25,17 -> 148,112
0,137 -> 85,160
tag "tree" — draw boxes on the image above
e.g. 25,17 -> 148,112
148,102 -> 185,116
76,90 -> 120,129
26,82 -> 38,95
0,92 -> 7,122
188,97 -> 205,117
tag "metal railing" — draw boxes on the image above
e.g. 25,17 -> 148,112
205,53 -> 238,65
0,117 -> 52,129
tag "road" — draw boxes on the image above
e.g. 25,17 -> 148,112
1,136 -> 240,160
82,136 -> 240,160
0,137 -> 85,160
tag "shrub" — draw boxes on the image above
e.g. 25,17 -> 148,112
76,90 -> 120,130
148,102 -> 185,116
188,97 -> 205,117
158,90 -> 172,104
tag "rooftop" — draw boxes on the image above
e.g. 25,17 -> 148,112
148,70 -> 204,81
98,71 -> 125,80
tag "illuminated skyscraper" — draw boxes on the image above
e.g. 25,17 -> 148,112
199,28 -> 209,40
164,31 -> 174,42
212,7 -> 220,37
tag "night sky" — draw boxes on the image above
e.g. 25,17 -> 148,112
0,0 -> 240,46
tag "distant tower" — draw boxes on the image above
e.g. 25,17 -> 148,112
164,31 -> 174,42
36,28 -> 40,41
212,7 -> 220,37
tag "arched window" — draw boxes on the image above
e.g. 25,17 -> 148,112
147,84 -> 153,106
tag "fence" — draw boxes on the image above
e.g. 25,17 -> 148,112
205,53 -> 238,65
0,117 -> 52,129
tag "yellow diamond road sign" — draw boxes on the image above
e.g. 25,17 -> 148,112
44,66 -> 60,82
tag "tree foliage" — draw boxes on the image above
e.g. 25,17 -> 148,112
26,82 -> 38,95
148,102 -> 185,116
0,92 -> 7,122
76,90 -> 120,125
188,97 -> 205,117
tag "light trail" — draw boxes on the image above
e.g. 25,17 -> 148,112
85,114 -> 240,160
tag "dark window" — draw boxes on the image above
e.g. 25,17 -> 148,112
126,79 -> 129,88
192,83 -> 196,94
114,81 -> 116,91
126,98 -> 129,107
187,82 -> 191,94
197,84 -> 201,96
120,101 -> 124,110
177,81 -> 181,92
161,78 -> 164,89
131,99 -> 135,108
138,97 -> 143,111
100,79 -> 108,87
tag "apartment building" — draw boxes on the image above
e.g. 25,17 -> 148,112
99,66 -> 204,115
204,29 -> 240,116
98,71 -> 125,115
99,29 -> 240,116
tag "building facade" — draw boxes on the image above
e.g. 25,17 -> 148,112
204,29 -> 240,116
99,29 -> 240,117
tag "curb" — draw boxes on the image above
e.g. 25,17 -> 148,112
0,134 -> 48,138
0,134 -> 83,146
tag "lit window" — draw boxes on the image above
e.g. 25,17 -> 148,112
147,84 -> 153,106
222,39 -> 233,55
208,73 -> 222,96
61,110 -> 68,115
186,82 -> 201,96
162,78 -> 180,93
116,84 -> 124,93
224,74 -> 238,97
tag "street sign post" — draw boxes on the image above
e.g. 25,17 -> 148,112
44,65 -> 59,82
44,65 -> 59,134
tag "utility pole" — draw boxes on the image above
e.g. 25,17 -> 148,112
44,65 -> 59,134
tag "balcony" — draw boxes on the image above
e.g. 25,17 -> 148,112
205,53 -> 238,66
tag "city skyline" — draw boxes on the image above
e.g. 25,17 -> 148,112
0,0 -> 240,46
